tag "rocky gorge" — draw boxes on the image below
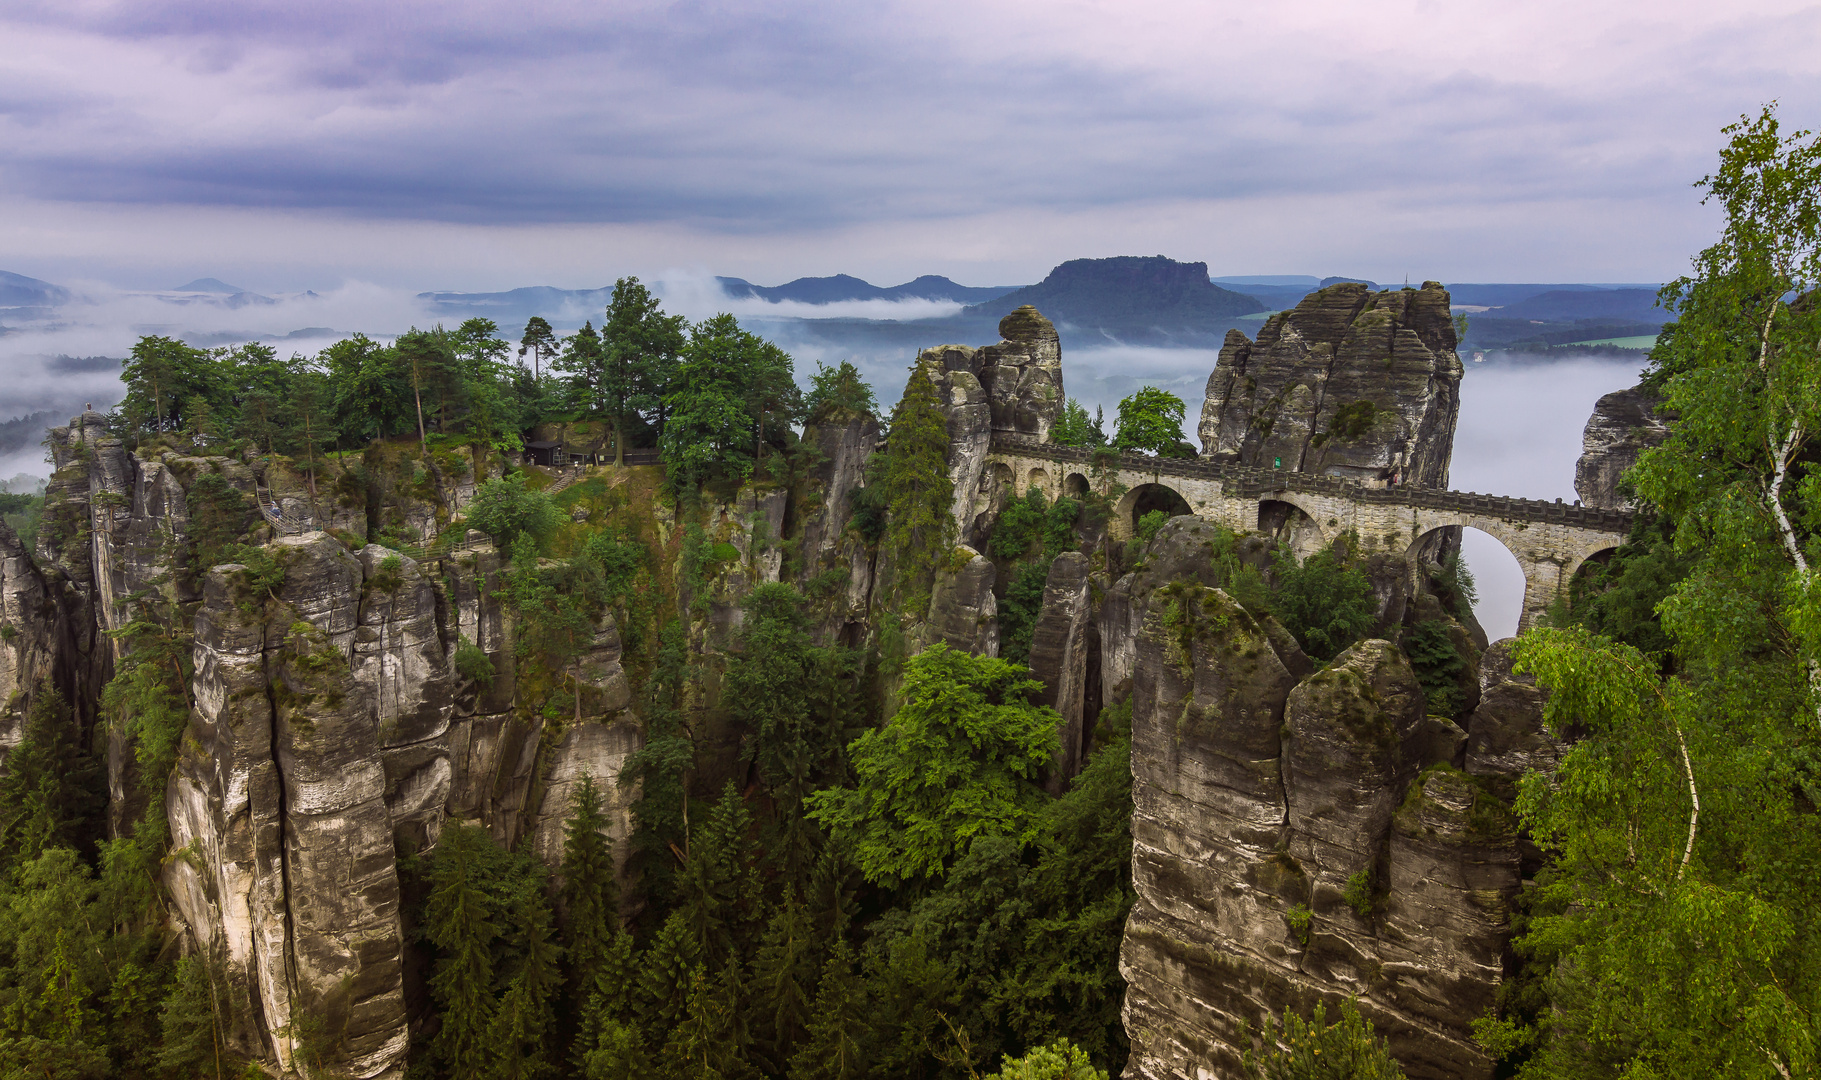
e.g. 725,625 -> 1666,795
0,282 -> 1668,1079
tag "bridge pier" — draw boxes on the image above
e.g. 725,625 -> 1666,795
1517,557 -> 1571,633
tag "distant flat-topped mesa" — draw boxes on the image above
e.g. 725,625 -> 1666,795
1199,281 -> 1463,488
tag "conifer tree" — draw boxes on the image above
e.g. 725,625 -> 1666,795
664,963 -> 757,1080
787,941 -> 868,1080
750,891 -> 816,1069
679,784 -> 762,971
636,909 -> 702,1036
597,277 -> 686,464
489,872 -> 563,1080
561,773 -> 620,1002
519,316 -> 558,380
573,930 -> 639,1073
556,321 -> 605,419
0,684 -> 102,872
425,825 -> 501,1080
581,1018 -> 651,1080
621,619 -> 696,909
878,365 -> 955,614
157,956 -> 228,1080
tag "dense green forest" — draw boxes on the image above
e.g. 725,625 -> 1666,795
1,107 -> 1818,1080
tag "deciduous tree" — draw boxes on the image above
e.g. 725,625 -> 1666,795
1111,387 -> 1190,457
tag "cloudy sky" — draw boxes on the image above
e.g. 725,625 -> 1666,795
3,0 -> 1818,293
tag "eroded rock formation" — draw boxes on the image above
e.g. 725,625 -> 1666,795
912,306 -> 1065,543
1112,514 -> 1547,1080
161,534 -> 642,1078
0,518 -> 55,763
1574,384 -> 1669,510
2,290 -> 1554,1080
1199,282 -> 1462,487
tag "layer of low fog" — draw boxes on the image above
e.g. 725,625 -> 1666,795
0,278 -> 1646,642
1453,356 -> 1648,638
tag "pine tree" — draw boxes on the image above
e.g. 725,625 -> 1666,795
425,825 -> 501,1080
489,871 -> 563,1080
636,909 -> 702,1036
157,956 -> 228,1080
562,773 -> 621,990
0,683 -> 102,872
598,277 -> 686,464
663,963 -> 757,1080
572,929 -> 639,1073
555,322 -> 606,418
679,784 -> 761,971
750,891 -> 816,1069
519,316 -> 558,381
561,772 -> 623,1065
621,619 -> 695,911
580,1017 -> 651,1080
787,941 -> 868,1080
879,365 -> 955,614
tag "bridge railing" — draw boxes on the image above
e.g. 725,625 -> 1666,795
987,434 -> 1633,533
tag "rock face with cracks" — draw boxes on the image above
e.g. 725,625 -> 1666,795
165,535 -> 408,1078
1026,550 -> 1096,791
0,518 -> 57,769
1115,528 -> 1538,1080
1574,384 -> 1669,510
913,307 -> 1065,544
9,298 -> 1561,1080
1199,282 -> 1462,487
157,528 -> 641,1079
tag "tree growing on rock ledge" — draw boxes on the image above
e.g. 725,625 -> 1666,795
1243,1000 -> 1405,1080
660,313 -> 800,489
1112,386 -> 1195,458
877,367 -> 956,614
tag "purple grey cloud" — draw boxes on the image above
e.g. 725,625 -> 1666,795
0,0 -> 1817,287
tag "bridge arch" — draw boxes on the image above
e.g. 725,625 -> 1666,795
1406,524 -> 1526,639
1561,544 -> 1621,590
1113,482 -> 1192,540
978,439 -> 1635,630
1257,497 -> 1327,561
1560,542 -> 1625,614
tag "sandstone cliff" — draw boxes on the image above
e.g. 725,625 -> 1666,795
1,293 -> 1539,1079
1111,520 -> 1545,1080
160,530 -> 642,1078
911,305 -> 1065,544
1199,282 -> 1462,488
1574,384 -> 1669,510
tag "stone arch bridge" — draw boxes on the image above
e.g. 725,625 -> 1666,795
983,435 -> 1632,632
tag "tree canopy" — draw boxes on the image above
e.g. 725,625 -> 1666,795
659,313 -> 800,488
1493,104 -> 1821,1080
1111,387 -> 1192,457
806,643 -> 1060,887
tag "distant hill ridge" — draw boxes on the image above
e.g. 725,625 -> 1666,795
716,273 -> 1018,305
171,277 -> 247,294
0,270 -> 70,308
